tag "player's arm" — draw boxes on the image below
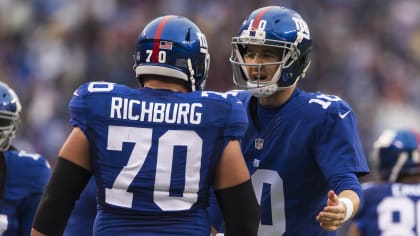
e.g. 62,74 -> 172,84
31,127 -> 92,236
338,189 -> 360,219
213,139 -> 260,236
348,222 -> 362,236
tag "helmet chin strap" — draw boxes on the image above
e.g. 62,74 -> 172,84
247,74 -> 301,98
187,58 -> 196,91
389,152 -> 408,182
0,131 -> 13,151
247,83 -> 278,97
246,63 -> 283,97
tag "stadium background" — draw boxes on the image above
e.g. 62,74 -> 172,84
1,0 -> 419,178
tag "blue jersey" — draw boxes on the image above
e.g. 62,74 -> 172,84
353,182 -> 420,236
234,89 -> 369,236
0,148 -> 51,236
64,178 -> 96,236
69,81 -> 247,235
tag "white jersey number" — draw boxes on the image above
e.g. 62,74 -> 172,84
308,94 -> 341,110
251,169 -> 286,235
105,125 -> 202,211
0,214 -> 7,234
377,197 -> 420,236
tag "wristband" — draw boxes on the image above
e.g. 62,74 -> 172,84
338,197 -> 354,222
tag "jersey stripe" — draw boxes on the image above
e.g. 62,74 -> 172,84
152,16 -> 172,63
251,6 -> 271,30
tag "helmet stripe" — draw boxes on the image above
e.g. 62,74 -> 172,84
413,130 -> 420,146
412,130 -> 420,169
152,16 -> 172,63
251,6 -> 271,30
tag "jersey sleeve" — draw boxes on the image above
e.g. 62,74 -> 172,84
69,83 -> 90,131
224,95 -> 248,139
350,183 -> 376,233
19,192 -> 43,235
16,152 -> 51,235
33,156 -> 51,193
314,100 -> 369,179
16,152 -> 51,193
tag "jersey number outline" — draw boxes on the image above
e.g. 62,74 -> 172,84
308,94 -> 341,110
87,82 -> 204,211
0,214 -> 7,234
104,125 -> 203,211
252,169 -> 286,235
377,196 -> 420,236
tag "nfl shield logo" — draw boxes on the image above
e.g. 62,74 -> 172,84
255,138 -> 264,150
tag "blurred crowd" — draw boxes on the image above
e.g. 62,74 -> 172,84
1,0 -> 419,166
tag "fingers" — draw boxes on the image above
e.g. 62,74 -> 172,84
316,190 -> 346,231
316,210 -> 345,231
317,207 -> 345,221
319,222 -> 341,231
327,190 -> 338,206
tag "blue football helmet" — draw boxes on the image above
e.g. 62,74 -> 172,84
231,6 -> 312,97
0,82 -> 21,151
372,129 -> 420,182
133,15 -> 210,91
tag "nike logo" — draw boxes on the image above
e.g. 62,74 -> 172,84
339,110 -> 350,119
73,91 -> 79,96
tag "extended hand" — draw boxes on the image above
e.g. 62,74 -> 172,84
315,190 -> 346,231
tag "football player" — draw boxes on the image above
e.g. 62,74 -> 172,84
349,129 -> 420,235
210,5 -> 369,236
0,81 -> 51,235
31,15 -> 259,236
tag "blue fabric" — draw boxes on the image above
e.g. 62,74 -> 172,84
209,89 -> 369,236
353,182 -> 420,235
64,178 -> 97,236
68,82 -> 248,235
1,149 -> 50,235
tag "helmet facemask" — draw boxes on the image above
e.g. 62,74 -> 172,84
0,110 -> 20,151
0,82 -> 21,151
230,34 -> 300,97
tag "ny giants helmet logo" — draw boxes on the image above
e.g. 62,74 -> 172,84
196,32 -> 208,54
292,17 -> 310,42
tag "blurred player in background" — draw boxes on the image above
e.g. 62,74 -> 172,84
0,81 -> 51,235
31,15 -> 259,236
210,5 -> 369,235
349,129 -> 420,236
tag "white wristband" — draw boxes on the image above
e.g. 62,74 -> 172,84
338,197 -> 354,222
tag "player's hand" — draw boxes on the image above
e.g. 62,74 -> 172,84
210,227 -> 224,236
315,190 -> 346,231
